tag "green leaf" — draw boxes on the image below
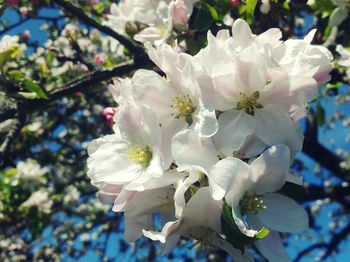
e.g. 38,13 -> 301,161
22,79 -> 49,99
246,0 -> 258,25
8,70 -> 25,81
221,200 -> 269,250
193,7 -> 213,31
206,4 -> 219,21
278,182 -> 304,203
18,91 -> 40,100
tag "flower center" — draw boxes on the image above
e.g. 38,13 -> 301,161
236,91 -> 263,116
240,192 -> 267,215
171,95 -> 196,125
127,145 -> 152,166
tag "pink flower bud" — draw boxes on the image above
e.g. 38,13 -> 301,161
94,54 -> 105,65
171,0 -> 189,25
103,107 -> 117,128
230,0 -> 240,7
22,30 -> 30,40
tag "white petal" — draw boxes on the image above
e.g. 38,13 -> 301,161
174,171 -> 200,218
183,187 -> 222,233
192,98 -> 218,137
249,144 -> 290,194
125,214 -> 153,242
209,157 -> 250,203
254,104 -> 303,155
172,129 -> 218,174
143,220 -> 181,243
248,215 -> 291,262
257,193 -> 309,233
132,69 -> 174,123
214,110 -> 255,155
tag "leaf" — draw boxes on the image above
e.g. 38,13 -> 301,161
206,4 -> 219,21
22,79 -> 49,99
8,70 -> 25,81
18,91 -> 40,100
278,182 -> 304,203
193,7 -> 213,31
221,200 -> 269,250
246,0 -> 258,25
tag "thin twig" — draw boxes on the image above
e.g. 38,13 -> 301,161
53,0 -> 145,54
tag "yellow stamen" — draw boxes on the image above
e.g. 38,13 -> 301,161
171,95 -> 196,124
127,145 -> 152,166
236,91 -> 263,116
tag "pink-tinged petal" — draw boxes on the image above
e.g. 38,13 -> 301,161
183,187 -> 222,233
172,129 -> 218,174
112,189 -> 137,212
249,144 -> 290,194
132,69 -> 174,123
174,171 -> 200,218
98,184 -> 123,204
257,193 -> 309,233
117,103 -> 161,147
124,187 -> 174,217
236,56 -> 266,93
248,215 -> 291,262
214,110 -> 255,155
254,104 -> 303,155
170,0 -> 189,25
134,27 -> 163,43
261,72 -> 317,122
231,19 -> 253,48
209,157 -> 250,203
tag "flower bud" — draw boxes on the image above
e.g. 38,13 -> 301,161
102,107 -> 117,128
94,54 -> 105,65
171,0 -> 189,25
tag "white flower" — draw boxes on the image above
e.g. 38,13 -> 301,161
87,102 -> 164,191
272,29 -> 333,86
21,190 -> 53,214
209,144 -> 308,261
16,159 -> 48,182
209,144 -> 308,233
63,185 -> 80,206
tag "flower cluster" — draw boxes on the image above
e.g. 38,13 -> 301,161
87,19 -> 333,260
105,0 -> 199,45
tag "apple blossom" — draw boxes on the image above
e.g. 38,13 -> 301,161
87,103 -> 165,191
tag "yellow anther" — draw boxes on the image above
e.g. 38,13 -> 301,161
236,91 -> 263,116
127,145 -> 152,166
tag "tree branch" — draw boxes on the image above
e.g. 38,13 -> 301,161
0,60 -> 149,124
53,0 -> 145,54
303,110 -> 350,182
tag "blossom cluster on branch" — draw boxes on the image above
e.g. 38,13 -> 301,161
87,15 -> 333,261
